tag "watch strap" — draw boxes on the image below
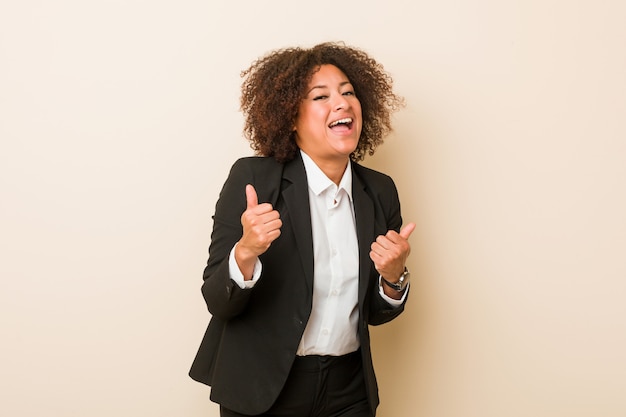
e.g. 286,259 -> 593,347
381,267 -> 409,292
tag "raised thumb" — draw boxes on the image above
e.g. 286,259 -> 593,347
245,184 -> 258,209
399,222 -> 416,240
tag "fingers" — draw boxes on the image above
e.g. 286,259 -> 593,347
242,209 -> 281,233
246,184 -> 258,210
239,184 -> 282,258
369,222 -> 415,279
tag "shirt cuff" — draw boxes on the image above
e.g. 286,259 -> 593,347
378,276 -> 409,307
228,243 -> 262,289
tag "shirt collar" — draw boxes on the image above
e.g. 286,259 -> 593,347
300,150 -> 353,201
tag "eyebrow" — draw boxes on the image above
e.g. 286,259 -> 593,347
307,81 -> 352,94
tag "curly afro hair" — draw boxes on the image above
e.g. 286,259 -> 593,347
240,42 -> 404,163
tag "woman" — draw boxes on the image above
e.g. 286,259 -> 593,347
190,42 -> 415,417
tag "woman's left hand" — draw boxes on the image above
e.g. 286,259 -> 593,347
369,222 -> 416,284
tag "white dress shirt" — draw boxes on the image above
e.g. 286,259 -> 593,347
228,151 -> 406,356
296,151 -> 361,355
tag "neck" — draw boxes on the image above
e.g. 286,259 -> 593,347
297,148 -> 351,185
315,158 -> 349,185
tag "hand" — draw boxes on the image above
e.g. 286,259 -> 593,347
235,184 -> 282,279
369,222 -> 416,284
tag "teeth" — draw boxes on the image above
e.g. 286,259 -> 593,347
329,118 -> 352,128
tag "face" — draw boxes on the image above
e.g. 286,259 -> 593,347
293,64 -> 362,167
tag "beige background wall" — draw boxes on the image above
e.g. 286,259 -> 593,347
1,1 -> 625,416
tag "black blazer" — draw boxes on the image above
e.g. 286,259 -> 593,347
190,152 -> 408,415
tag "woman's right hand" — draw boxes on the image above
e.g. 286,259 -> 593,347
235,184 -> 282,279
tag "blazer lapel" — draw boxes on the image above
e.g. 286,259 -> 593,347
281,153 -> 315,294
280,156 -> 380,301
352,166 -> 376,303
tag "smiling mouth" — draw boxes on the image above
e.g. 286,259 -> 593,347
328,117 -> 353,130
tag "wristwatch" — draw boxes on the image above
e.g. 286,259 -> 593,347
382,267 -> 410,292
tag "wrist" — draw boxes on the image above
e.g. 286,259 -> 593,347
234,242 -> 258,280
381,267 -> 410,292
235,241 -> 257,262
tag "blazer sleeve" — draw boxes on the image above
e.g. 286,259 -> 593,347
365,173 -> 409,326
200,158 -> 256,320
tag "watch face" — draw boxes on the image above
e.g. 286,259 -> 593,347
384,268 -> 410,291
399,270 -> 410,289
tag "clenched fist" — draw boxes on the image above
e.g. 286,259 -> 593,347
235,184 -> 282,280
370,223 -> 415,298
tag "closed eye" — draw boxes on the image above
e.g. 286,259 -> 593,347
313,95 -> 328,101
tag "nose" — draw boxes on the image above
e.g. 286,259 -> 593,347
334,94 -> 350,111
